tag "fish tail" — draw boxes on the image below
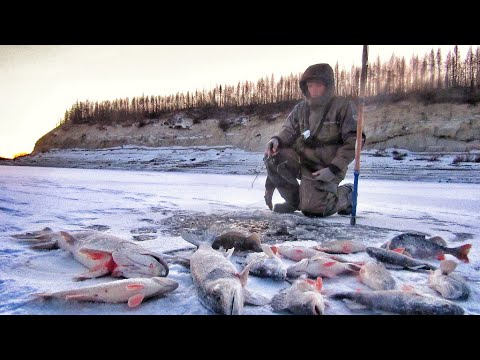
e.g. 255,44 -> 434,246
181,229 -> 217,247
451,244 -> 472,263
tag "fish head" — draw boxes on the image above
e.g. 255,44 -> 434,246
365,247 -> 382,258
286,259 -> 309,278
206,278 -> 244,315
378,277 -> 396,290
113,248 -> 169,278
295,291 -> 325,315
151,277 -> 179,293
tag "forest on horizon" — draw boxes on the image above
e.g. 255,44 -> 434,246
61,45 -> 480,127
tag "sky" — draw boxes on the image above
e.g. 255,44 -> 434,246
0,45 -> 476,159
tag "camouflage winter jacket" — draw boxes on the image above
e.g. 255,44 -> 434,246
272,63 -> 366,180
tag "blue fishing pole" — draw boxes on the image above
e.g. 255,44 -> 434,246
351,45 -> 368,226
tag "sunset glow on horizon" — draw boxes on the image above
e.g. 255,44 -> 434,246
0,45 -> 476,159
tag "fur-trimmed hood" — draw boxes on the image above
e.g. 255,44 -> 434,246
299,63 -> 335,98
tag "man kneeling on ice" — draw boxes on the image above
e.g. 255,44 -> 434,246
264,63 -> 366,217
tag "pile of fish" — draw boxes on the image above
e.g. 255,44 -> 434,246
10,228 -> 473,315
11,228 -> 175,308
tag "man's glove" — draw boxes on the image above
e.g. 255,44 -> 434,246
265,138 -> 279,157
312,167 -> 336,183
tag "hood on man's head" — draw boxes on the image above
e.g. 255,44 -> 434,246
299,63 -> 335,98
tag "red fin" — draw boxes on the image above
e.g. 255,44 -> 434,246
455,244 -> 472,263
392,248 -> 405,254
401,284 -> 415,293
323,261 -> 336,267
270,246 -> 278,255
126,284 -> 145,291
105,258 -> 118,272
306,279 -> 315,285
437,253 -> 445,261
128,294 -> 145,308
80,249 -> 108,260
295,249 -> 304,254
315,277 -> 323,292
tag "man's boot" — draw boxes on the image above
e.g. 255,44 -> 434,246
273,185 -> 300,214
273,202 -> 297,213
336,183 -> 354,215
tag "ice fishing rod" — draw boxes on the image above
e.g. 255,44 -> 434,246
350,45 -> 368,226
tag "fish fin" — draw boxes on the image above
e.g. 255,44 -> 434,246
65,294 -> 89,301
224,247 -> 234,259
347,263 -> 362,272
392,248 -> 406,254
260,244 -> 275,258
270,245 -> 279,255
400,284 -> 422,295
323,261 -> 336,267
315,277 -> 323,292
344,299 -> 368,310
237,261 -> 255,286
126,284 -> 145,291
179,231 -> 196,246
453,244 -> 472,263
428,236 -> 447,247
128,294 -> 145,308
243,288 -> 270,306
180,229 -> 216,247
59,231 -> 78,245
271,292 -> 288,311
440,260 -> 457,275
79,248 -> 110,260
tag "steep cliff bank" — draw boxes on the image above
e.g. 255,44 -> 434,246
32,100 -> 480,153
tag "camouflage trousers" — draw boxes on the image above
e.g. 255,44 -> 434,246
264,148 -> 351,217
